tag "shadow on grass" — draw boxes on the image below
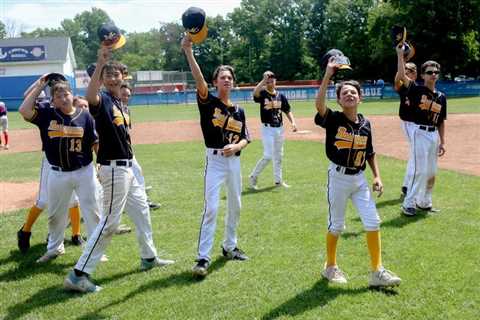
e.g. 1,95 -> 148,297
242,186 -> 277,196
376,197 -> 403,209
261,279 -> 371,319
0,243 -> 73,283
3,269 -> 140,320
75,257 -> 228,320
381,210 -> 429,229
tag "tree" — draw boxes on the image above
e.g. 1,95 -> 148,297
0,20 -> 7,39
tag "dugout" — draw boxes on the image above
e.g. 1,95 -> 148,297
0,37 -> 77,110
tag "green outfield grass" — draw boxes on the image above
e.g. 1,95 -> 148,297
0,141 -> 479,319
6,96 -> 480,130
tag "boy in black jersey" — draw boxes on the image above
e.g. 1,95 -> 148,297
249,71 -> 297,189
19,78 -> 101,264
396,45 -> 447,216
64,47 -> 174,293
182,35 -> 250,277
314,57 -> 401,287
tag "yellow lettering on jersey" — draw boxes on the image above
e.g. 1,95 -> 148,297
212,107 -> 227,128
225,117 -> 242,133
419,95 -> 441,114
48,121 -> 84,138
263,99 -> 281,110
112,106 -> 130,127
334,126 -> 367,150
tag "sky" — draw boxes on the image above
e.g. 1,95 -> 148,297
1,0 -> 242,35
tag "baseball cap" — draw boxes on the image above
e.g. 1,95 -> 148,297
321,49 -> 352,70
98,21 -> 126,50
182,7 -> 208,44
45,73 -> 67,87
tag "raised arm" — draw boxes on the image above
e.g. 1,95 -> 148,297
315,57 -> 337,117
86,46 -> 111,108
395,44 -> 411,89
253,72 -> 271,98
19,75 -> 47,120
181,36 -> 208,98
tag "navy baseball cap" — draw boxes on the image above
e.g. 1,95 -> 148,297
321,49 -> 352,70
98,21 -> 126,50
182,7 -> 208,44
45,73 -> 67,87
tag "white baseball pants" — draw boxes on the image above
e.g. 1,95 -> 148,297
131,156 -> 146,190
37,155 -> 79,210
401,120 -> 416,190
75,161 -> 158,274
197,149 -> 242,261
250,125 -> 285,183
45,163 -> 101,256
326,163 -> 380,234
403,126 -> 439,209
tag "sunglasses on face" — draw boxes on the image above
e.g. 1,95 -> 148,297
425,70 -> 440,75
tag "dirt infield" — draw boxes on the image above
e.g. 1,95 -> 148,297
1,114 -> 479,213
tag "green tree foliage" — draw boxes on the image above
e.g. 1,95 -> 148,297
0,20 -> 6,39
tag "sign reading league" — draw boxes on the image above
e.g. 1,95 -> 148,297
0,46 -> 46,62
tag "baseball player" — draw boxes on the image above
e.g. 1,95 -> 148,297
64,47 -> 174,293
182,35 -> 250,277
314,57 -> 401,287
394,62 -> 418,197
396,45 -> 447,216
0,101 -> 9,150
18,77 -> 102,263
248,71 -> 297,190
17,90 -> 85,254
120,83 -> 161,210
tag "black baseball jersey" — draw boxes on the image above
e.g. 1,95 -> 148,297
406,82 -> 447,127
89,91 -> 132,162
315,108 -> 374,171
197,92 -> 249,154
121,103 -> 132,129
396,81 -> 416,122
253,89 -> 291,126
29,106 -> 98,170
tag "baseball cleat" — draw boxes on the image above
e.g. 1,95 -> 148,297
36,247 -> 66,263
64,270 -> 102,293
71,235 -> 85,246
369,268 -> 401,287
192,259 -> 210,277
148,200 -> 161,210
114,224 -> 132,235
4,144 -> 8,150
275,181 -> 290,188
416,204 -> 440,213
322,265 -> 347,284
140,256 -> 175,271
222,247 -> 249,260
248,175 -> 259,190
17,227 -> 32,254
401,206 -> 416,216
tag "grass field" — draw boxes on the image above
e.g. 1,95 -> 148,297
1,141 -> 479,319
5,96 -> 480,130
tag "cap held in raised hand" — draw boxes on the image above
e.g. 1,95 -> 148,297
98,21 -> 126,50
182,7 -> 208,44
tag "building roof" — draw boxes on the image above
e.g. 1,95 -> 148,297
0,37 -> 75,65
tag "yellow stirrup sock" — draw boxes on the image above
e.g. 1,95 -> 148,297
366,230 -> 382,271
326,232 -> 339,267
23,205 -> 43,232
69,206 -> 81,236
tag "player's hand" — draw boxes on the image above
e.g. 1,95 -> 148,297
438,143 -> 446,156
292,123 -> 298,132
181,35 -> 193,51
325,56 -> 339,78
222,144 -> 239,157
97,46 -> 112,66
372,177 -> 384,197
